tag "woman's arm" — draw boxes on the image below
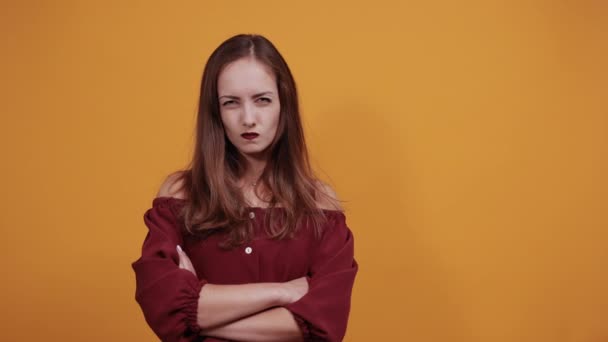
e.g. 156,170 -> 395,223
196,282 -> 284,329
283,213 -> 358,342
178,247 -> 308,329
200,307 -> 303,342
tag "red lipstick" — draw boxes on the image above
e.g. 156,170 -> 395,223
241,132 -> 259,140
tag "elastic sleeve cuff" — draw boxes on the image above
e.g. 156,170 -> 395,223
289,312 -> 312,341
184,279 -> 208,335
284,275 -> 316,340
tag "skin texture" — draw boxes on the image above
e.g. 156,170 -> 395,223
218,56 -> 281,189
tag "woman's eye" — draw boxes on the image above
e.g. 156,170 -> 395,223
257,97 -> 271,103
222,100 -> 235,106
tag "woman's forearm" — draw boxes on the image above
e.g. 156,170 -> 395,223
201,307 -> 303,342
197,282 -> 285,329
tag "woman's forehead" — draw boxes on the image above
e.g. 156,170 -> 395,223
218,58 -> 277,95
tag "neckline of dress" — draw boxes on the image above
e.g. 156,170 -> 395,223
153,196 -> 345,214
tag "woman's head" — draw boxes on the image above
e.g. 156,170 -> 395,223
177,34 -> 338,247
217,56 -> 280,160
196,34 -> 304,170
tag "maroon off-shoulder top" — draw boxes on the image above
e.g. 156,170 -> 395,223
131,196 -> 358,342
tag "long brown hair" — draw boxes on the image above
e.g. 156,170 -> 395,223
172,34 -> 340,248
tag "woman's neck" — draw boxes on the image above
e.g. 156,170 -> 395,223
239,153 -> 267,186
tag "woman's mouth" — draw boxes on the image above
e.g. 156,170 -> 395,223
241,132 -> 259,140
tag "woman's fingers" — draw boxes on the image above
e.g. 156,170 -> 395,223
280,276 -> 309,304
176,245 -> 197,277
184,253 -> 194,270
177,245 -> 188,270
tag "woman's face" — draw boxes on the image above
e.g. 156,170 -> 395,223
218,57 -> 281,160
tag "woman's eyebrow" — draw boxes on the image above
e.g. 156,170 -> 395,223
219,91 -> 274,100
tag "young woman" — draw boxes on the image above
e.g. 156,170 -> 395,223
131,34 -> 358,342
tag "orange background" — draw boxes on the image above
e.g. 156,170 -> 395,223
1,1 -> 607,341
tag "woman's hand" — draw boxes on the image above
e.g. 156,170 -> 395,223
177,245 -> 197,277
279,276 -> 309,305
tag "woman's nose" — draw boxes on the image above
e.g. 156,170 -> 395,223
242,102 -> 256,127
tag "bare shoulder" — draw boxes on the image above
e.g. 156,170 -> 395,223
314,180 -> 343,211
156,171 -> 188,199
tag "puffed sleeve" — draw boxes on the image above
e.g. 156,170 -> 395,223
131,197 -> 207,342
284,212 -> 359,342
